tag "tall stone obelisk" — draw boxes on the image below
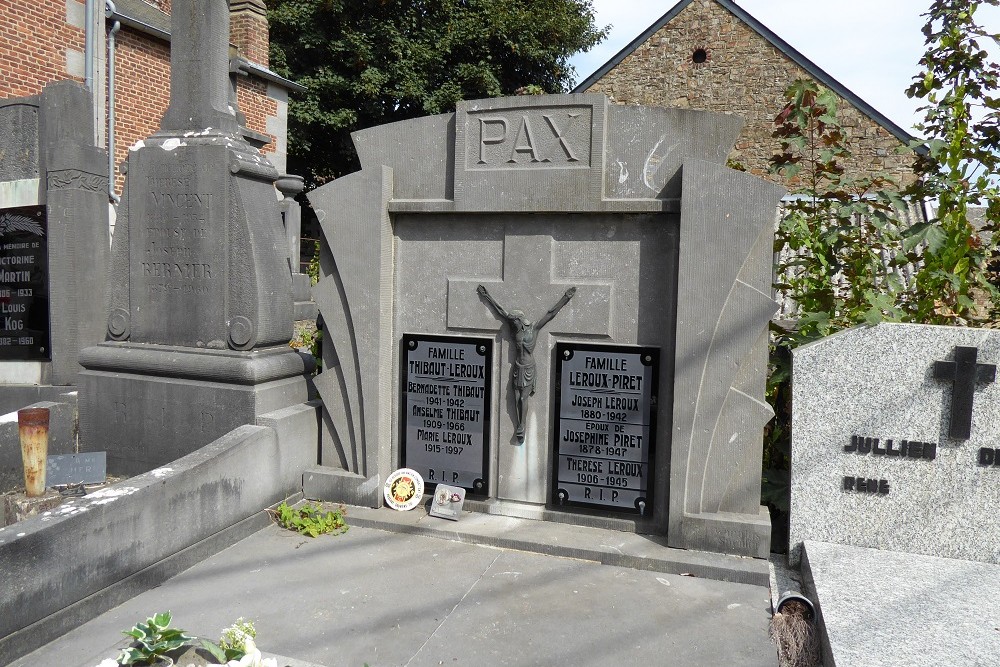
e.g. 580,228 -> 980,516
79,0 -> 312,474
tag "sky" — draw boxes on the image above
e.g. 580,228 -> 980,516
568,0 -> 1000,138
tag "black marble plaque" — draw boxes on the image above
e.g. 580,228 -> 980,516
0,206 -> 49,360
552,343 -> 659,514
401,334 -> 492,495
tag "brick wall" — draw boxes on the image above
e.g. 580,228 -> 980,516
0,0 -> 85,98
238,77 -> 278,152
584,0 -> 916,187
111,27 -> 171,193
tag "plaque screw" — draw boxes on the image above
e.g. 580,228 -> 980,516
563,350 -> 570,359
557,490 -> 567,505
479,346 -> 485,353
644,355 -> 651,363
408,340 -> 416,349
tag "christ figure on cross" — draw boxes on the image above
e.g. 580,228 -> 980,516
477,284 -> 576,441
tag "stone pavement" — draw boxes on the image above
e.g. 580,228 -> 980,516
9,517 -> 777,667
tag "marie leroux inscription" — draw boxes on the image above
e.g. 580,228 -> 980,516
402,333 -> 492,494
553,342 -> 658,514
0,206 -> 50,360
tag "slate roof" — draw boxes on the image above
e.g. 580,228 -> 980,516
572,0 -> 919,149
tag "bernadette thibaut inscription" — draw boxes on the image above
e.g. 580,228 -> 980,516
401,334 -> 492,495
553,343 -> 658,515
0,206 -> 50,360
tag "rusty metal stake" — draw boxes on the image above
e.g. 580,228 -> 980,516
19,407 -> 50,497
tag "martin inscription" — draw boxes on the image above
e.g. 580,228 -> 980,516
0,206 -> 49,360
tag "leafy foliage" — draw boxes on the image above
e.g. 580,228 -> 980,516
118,611 -> 193,665
764,80 -> 911,519
266,0 -> 608,185
903,0 -> 1000,324
271,501 -> 348,537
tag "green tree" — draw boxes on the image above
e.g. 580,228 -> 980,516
904,0 -> 1000,324
266,0 -> 608,186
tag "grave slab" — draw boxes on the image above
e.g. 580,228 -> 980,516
802,540 -> 1000,667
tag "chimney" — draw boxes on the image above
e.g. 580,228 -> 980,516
230,0 -> 269,68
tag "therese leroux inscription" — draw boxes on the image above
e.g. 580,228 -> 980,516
553,343 -> 658,514
0,206 -> 50,360
402,334 -> 492,494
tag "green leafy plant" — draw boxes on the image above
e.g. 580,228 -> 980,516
270,501 -> 348,538
117,611 -> 193,665
764,80 -> 911,544
903,0 -> 1000,324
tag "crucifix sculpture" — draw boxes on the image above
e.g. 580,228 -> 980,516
478,284 -> 575,441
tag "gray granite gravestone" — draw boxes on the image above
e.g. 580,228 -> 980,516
789,323 -> 1000,565
77,0 -> 312,474
0,82 -> 110,402
305,94 -> 782,558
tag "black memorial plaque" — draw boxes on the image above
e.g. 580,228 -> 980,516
0,206 -> 50,360
402,334 -> 492,495
553,343 -> 659,514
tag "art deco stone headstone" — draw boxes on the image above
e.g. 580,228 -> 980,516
77,0 -> 311,474
305,93 -> 782,559
0,82 -> 110,391
790,323 -> 1000,564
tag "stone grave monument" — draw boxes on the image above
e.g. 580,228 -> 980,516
78,0 -> 312,474
790,323 -> 1000,563
305,94 -> 783,558
0,82 -> 110,410
788,322 -> 1000,665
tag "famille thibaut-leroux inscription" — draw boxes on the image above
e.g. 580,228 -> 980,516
402,334 -> 492,493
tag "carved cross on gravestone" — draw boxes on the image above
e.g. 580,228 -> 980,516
933,346 -> 996,439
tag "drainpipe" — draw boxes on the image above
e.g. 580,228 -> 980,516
85,0 -> 96,141
106,1 -> 121,204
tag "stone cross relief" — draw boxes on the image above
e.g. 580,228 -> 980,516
447,233 -> 613,443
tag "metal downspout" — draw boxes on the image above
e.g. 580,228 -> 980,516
106,1 -> 121,204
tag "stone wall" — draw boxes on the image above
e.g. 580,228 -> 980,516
582,0 -> 917,187
0,0 -> 85,97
